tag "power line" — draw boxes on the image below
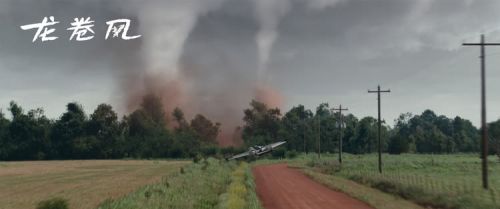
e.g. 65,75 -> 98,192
462,34 -> 500,190
332,105 -> 348,164
368,85 -> 390,174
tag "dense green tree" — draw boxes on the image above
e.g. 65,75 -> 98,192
171,130 -> 199,158
141,94 -> 167,127
3,102 -> 52,160
170,108 -> 199,156
488,119 -> 500,156
127,110 -> 155,137
312,103 -> 341,154
87,104 -> 121,158
172,107 -> 189,132
342,114 -> 359,153
0,98 -> 486,160
279,105 -> 313,152
123,95 -> 172,158
388,135 -> 406,154
453,116 -> 479,152
415,126 -> 447,153
388,113 -> 413,154
127,95 -> 167,136
242,100 -> 282,146
349,117 -> 385,154
190,114 -> 220,145
71,136 -> 100,159
51,103 -> 87,159
389,110 -> 478,154
0,110 -> 10,159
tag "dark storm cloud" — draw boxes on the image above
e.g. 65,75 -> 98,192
182,0 -> 500,125
0,0 -> 142,116
266,0 -> 500,125
1,0 -> 500,126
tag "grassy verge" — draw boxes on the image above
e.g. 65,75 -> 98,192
302,168 -> 425,209
97,158 -> 233,209
219,162 -> 264,209
244,164 -> 264,209
299,153 -> 500,209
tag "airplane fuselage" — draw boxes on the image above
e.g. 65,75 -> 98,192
249,145 -> 273,156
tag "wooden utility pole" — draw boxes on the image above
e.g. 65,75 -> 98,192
317,116 -> 321,159
332,105 -> 348,164
368,85 -> 390,173
462,34 -> 500,189
303,117 -> 307,154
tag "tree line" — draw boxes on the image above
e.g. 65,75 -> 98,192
1,98 -> 499,161
0,95 -> 223,160
241,101 -> 500,155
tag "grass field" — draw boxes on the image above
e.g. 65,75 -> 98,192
0,160 -> 188,209
4,154 -> 495,209
97,158 -> 262,209
292,153 -> 500,209
301,169 -> 426,209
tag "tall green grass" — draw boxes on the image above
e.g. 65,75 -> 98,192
219,162 -> 264,209
245,164 -> 264,209
97,158 -> 233,209
300,153 -> 500,209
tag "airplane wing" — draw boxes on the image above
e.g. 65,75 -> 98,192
229,151 -> 250,160
269,141 -> 286,149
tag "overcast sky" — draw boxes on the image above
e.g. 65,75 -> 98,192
2,0 -> 500,127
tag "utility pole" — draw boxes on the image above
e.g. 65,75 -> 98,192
448,123 -> 454,154
332,105 -> 348,164
317,116 -> 321,159
462,34 -> 500,190
368,85 -> 390,173
303,117 -> 307,154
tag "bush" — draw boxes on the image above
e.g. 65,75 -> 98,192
192,153 -> 202,163
221,147 -> 244,159
220,147 -> 235,155
271,147 -> 286,159
286,150 -> 298,159
36,197 -> 69,209
200,146 -> 219,157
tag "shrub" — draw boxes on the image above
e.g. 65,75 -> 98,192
144,190 -> 151,199
220,147 -> 235,155
193,153 -> 202,163
36,197 -> 69,209
271,147 -> 286,159
286,150 -> 298,159
200,146 -> 219,157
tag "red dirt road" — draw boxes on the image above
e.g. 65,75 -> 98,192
253,164 -> 374,209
